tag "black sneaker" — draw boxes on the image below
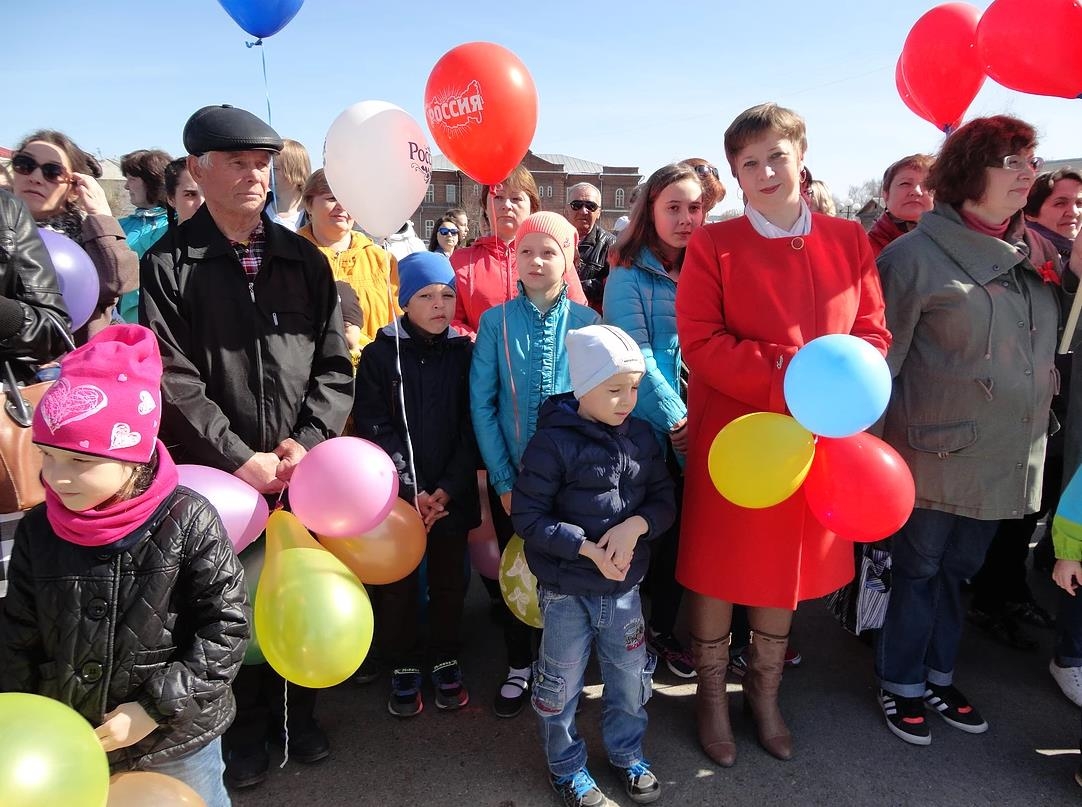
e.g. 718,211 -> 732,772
432,659 -> 469,710
923,684 -> 988,733
550,767 -> 609,807
1005,599 -> 1055,629
967,606 -> 1038,651
223,745 -> 269,789
351,652 -> 380,685
611,760 -> 660,804
879,688 -> 931,746
388,668 -> 423,718
270,721 -> 330,764
646,631 -> 695,678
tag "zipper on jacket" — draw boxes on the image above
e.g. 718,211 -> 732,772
249,281 -> 268,450
99,555 -> 121,723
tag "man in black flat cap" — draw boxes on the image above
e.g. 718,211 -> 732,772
139,104 -> 354,790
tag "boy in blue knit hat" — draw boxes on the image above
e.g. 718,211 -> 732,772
353,252 -> 481,717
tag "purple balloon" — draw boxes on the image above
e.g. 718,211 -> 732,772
177,465 -> 270,553
37,229 -> 99,330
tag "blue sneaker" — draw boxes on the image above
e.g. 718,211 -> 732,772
611,760 -> 660,804
387,668 -> 423,718
550,767 -> 608,807
432,659 -> 469,711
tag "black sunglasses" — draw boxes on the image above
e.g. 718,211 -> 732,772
569,199 -> 599,212
12,153 -> 68,183
692,163 -> 720,181
437,226 -> 459,236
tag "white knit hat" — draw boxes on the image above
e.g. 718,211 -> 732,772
566,325 -> 645,398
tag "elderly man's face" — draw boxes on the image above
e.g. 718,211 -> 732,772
566,186 -> 601,238
189,150 -> 271,216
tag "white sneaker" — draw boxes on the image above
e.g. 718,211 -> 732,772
1049,659 -> 1082,707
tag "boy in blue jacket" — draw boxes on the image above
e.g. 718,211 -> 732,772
512,324 -> 676,807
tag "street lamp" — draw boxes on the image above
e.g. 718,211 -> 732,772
843,198 -> 854,219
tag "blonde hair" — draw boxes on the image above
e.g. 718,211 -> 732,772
274,139 -> 312,198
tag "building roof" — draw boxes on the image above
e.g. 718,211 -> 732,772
1044,157 -> 1082,173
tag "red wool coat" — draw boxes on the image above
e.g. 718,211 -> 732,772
674,215 -> 891,609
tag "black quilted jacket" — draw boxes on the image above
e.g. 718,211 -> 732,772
0,486 -> 249,769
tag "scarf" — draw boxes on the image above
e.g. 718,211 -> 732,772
45,440 -> 179,547
745,200 -> 812,239
959,207 -> 1010,239
39,208 -> 85,244
1027,220 -> 1074,260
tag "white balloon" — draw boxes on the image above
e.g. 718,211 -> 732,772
323,101 -> 432,239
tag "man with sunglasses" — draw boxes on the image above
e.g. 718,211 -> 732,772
139,104 -> 354,791
565,183 -> 615,313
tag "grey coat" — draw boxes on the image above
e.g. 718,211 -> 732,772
877,203 -> 1062,520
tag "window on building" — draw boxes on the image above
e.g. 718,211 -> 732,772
615,188 -> 625,209
426,186 -> 435,203
545,185 -> 553,198
447,184 -> 457,203
424,219 -> 434,238
472,184 -> 480,198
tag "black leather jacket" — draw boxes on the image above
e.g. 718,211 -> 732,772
577,225 -> 616,311
0,487 -> 249,769
0,189 -> 73,382
139,206 -> 354,470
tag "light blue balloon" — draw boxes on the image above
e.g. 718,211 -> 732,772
783,334 -> 892,438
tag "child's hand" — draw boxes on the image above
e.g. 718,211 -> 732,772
1053,559 -> 1082,595
500,491 -> 513,516
95,702 -> 157,752
670,419 -> 689,454
596,516 -> 647,571
579,540 -> 626,581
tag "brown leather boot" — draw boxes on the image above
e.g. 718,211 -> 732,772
743,630 -> 792,761
690,633 -> 736,767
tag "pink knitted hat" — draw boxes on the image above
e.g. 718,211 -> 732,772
32,324 -> 163,464
515,212 -> 579,273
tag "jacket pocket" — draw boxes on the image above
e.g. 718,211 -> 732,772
907,421 -> 978,455
531,666 -> 566,716
640,651 -> 658,706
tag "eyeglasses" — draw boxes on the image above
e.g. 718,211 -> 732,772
692,163 -> 720,181
999,155 -> 1044,172
569,200 -> 600,212
11,153 -> 68,183
437,227 -> 459,236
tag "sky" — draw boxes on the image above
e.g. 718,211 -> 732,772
8,0 -> 1082,214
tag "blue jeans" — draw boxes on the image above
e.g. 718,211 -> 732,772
531,585 -> 656,778
876,508 -> 998,698
142,737 -> 230,807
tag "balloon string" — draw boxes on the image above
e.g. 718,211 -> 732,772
279,679 -> 289,769
500,242 -> 522,460
244,38 -> 274,125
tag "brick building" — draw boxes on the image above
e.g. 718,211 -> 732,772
412,150 -> 641,242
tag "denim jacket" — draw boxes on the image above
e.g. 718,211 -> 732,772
470,286 -> 600,495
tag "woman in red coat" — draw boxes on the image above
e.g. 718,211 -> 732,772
675,103 -> 890,767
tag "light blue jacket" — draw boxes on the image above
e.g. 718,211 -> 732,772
119,207 -> 169,324
470,286 -> 600,495
603,247 -> 687,450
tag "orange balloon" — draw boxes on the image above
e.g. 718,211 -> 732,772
318,498 -> 427,584
108,771 -> 206,806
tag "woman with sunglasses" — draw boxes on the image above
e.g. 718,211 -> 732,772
11,130 -> 138,342
428,214 -> 460,257
603,162 -> 706,681
676,104 -> 890,766
450,164 -> 585,339
874,116 -> 1078,746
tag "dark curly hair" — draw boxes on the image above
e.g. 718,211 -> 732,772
927,116 -> 1036,207
1024,168 -> 1082,218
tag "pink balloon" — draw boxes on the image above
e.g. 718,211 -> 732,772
468,528 -> 500,579
288,437 -> 399,538
177,465 -> 270,553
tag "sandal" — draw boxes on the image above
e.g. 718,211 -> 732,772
493,674 -> 530,718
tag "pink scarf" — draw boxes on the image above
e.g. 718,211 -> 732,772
960,208 -> 1010,239
45,440 -> 180,547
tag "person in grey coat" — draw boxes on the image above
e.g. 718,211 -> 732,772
873,115 -> 1081,747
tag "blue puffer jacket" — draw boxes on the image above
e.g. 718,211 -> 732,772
603,247 -> 687,450
119,207 -> 169,324
512,393 -> 676,596
470,287 -> 600,495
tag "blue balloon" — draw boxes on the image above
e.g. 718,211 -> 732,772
783,334 -> 892,438
217,0 -> 305,38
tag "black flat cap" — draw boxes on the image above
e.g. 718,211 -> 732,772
183,104 -> 283,156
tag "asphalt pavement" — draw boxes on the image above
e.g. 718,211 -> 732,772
232,572 -> 1080,807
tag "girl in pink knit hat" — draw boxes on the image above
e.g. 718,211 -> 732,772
0,324 -> 247,807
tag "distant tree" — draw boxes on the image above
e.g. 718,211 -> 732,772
846,178 -> 881,207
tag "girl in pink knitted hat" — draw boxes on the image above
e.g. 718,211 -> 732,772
0,323 -> 247,807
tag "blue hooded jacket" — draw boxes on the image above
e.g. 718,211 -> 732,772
511,393 -> 676,596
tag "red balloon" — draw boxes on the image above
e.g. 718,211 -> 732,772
424,42 -> 538,185
895,58 -> 962,132
978,0 -> 1082,99
900,3 -> 985,132
803,433 -> 916,543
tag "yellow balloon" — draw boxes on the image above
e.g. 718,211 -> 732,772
0,693 -> 109,807
255,511 -> 374,688
499,535 -> 542,628
708,412 -> 816,508
108,771 -> 205,806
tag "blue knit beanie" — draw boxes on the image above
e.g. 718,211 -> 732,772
398,252 -> 456,308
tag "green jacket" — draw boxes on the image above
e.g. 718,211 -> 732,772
877,202 -> 1063,520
